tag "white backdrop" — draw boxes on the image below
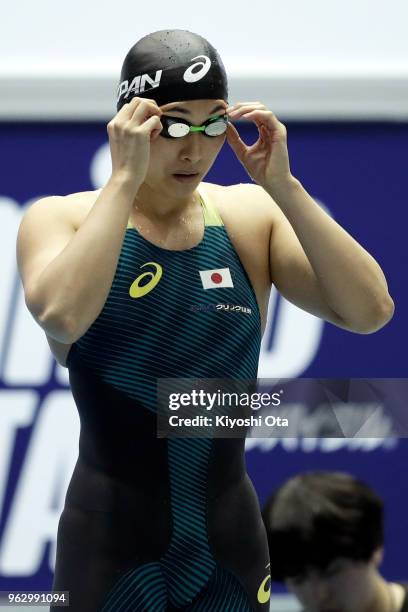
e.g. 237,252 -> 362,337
2,0 -> 407,66
1,0 -> 408,119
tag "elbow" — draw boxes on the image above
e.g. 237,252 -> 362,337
39,310 -> 78,344
24,283 -> 80,343
382,295 -> 395,323
29,299 -> 78,344
354,296 -> 395,334
373,295 -> 395,332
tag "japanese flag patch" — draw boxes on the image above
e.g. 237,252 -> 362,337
199,267 -> 234,290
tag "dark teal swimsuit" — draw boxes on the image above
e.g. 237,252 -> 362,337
51,187 -> 271,611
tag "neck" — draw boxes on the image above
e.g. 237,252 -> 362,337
133,182 -> 199,222
365,576 -> 398,612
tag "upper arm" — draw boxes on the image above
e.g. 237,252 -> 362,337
258,187 -> 350,329
16,196 -> 76,315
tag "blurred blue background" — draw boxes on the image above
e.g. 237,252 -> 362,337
0,120 -> 406,607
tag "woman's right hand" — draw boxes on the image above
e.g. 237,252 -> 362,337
107,97 -> 163,193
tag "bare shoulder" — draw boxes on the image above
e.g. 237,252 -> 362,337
62,188 -> 101,203
20,190 -> 100,233
54,188 -> 102,229
201,181 -> 275,231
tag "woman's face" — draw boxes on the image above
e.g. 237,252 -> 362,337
143,98 -> 228,196
286,556 -> 380,612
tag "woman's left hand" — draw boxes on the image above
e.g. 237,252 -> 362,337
226,102 -> 293,190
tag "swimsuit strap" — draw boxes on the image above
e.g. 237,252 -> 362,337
197,185 -> 224,227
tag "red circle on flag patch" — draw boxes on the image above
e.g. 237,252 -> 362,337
211,272 -> 223,284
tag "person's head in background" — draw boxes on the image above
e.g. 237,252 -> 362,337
116,29 -> 229,209
262,471 -> 405,612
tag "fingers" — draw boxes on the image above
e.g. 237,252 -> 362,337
227,102 -> 266,118
130,99 -> 162,126
139,114 -> 163,139
227,101 -> 265,109
226,122 -> 248,159
236,109 -> 279,129
107,98 -> 164,144
227,103 -> 277,124
108,97 -> 163,139
229,107 -> 274,122
228,105 -> 286,140
116,97 -> 162,123
115,96 -> 140,120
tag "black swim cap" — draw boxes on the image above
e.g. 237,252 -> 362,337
117,29 -> 228,111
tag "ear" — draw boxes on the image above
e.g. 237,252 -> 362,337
370,547 -> 384,567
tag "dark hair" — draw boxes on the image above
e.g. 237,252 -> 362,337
261,471 -> 384,581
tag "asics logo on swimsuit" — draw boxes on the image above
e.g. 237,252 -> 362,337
117,71 -> 163,101
129,262 -> 163,298
183,55 -> 211,83
257,564 -> 271,604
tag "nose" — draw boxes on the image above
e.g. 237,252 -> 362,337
179,133 -> 203,165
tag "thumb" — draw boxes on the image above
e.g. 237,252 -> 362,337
226,123 -> 247,161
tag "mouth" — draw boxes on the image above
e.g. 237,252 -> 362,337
172,172 -> 200,182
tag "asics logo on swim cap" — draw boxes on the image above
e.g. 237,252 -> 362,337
183,55 -> 211,83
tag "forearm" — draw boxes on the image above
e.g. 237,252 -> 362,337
36,173 -> 138,341
267,177 -> 394,328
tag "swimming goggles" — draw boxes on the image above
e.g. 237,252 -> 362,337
160,114 -> 229,138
